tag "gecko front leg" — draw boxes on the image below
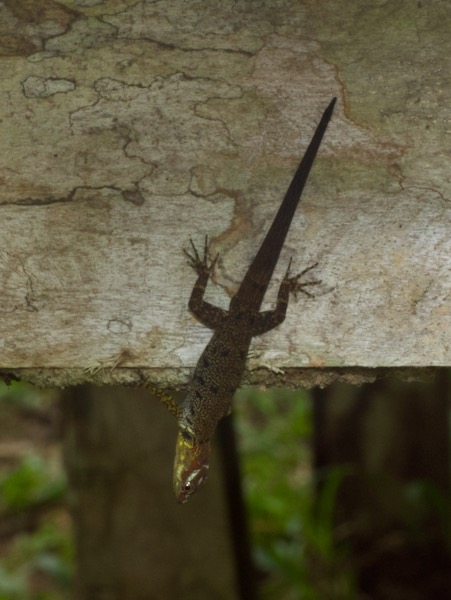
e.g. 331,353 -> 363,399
184,236 -> 228,329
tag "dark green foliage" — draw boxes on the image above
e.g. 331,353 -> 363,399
235,388 -> 357,599
0,382 -> 73,600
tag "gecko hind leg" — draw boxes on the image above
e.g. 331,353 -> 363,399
183,235 -> 219,277
183,235 -> 228,329
285,258 -> 321,299
249,259 -> 321,336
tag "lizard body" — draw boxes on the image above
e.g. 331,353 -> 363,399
163,98 -> 336,502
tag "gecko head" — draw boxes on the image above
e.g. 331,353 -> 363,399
173,428 -> 211,504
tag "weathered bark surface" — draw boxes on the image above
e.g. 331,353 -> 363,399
62,385 -> 238,599
1,1 -> 451,386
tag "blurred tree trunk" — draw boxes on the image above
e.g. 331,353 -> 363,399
312,370 -> 451,599
61,385 -> 239,600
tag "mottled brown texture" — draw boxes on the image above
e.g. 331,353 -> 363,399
179,100 -> 335,444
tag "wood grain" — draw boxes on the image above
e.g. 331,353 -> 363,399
1,0 -> 450,386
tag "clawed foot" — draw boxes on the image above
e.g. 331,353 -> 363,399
183,235 -> 218,277
284,258 -> 321,299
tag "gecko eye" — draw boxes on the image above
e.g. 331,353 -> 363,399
174,437 -> 211,503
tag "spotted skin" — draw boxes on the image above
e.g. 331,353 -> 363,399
164,98 -> 336,502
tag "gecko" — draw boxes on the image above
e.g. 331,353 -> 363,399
156,98 -> 336,503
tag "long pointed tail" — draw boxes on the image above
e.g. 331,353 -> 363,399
233,97 -> 336,309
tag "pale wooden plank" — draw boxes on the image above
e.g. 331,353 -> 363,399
1,1 -> 451,387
